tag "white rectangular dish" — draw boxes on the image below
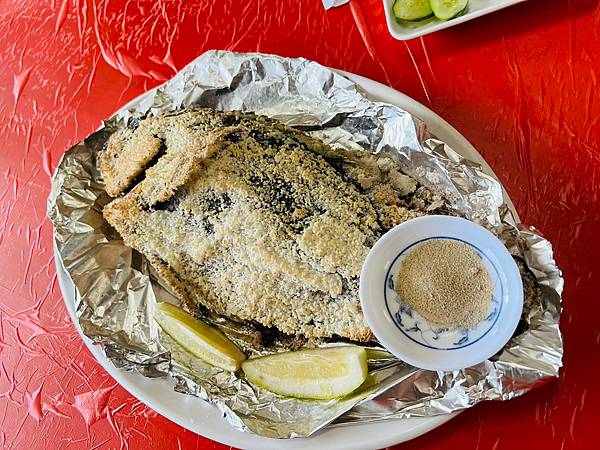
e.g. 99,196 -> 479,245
383,0 -> 527,40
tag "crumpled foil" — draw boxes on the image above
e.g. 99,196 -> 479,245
47,51 -> 563,439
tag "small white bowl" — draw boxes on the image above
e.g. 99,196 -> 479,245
360,215 -> 523,371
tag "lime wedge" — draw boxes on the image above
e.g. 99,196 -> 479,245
242,346 -> 368,399
153,303 -> 246,372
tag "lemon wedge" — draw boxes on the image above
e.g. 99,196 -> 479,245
242,346 -> 368,399
153,302 -> 246,372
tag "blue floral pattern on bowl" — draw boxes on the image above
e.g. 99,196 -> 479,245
383,237 -> 502,351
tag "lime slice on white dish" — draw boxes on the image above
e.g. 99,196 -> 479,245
154,302 -> 246,372
242,346 -> 368,400
430,0 -> 468,20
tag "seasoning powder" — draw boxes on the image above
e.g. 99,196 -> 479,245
395,239 -> 493,330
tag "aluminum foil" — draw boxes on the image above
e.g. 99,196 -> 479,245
47,50 -> 563,439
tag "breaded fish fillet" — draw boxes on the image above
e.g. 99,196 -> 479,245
99,109 -> 321,197
101,109 -> 442,341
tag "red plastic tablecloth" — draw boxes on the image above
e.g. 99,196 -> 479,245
1,0 -> 598,448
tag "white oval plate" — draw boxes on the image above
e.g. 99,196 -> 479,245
360,215 -> 523,371
54,70 -> 519,449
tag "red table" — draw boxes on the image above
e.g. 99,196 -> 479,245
1,0 -> 598,448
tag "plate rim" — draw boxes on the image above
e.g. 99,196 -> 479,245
53,67 -> 520,449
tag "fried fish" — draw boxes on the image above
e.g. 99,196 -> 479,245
101,109 -> 443,341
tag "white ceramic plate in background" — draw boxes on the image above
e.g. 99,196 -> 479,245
54,69 -> 520,449
383,0 -> 527,40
